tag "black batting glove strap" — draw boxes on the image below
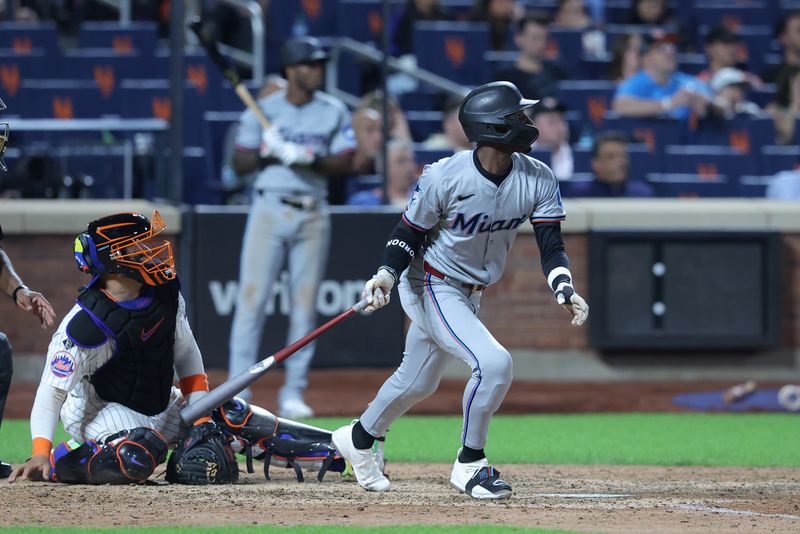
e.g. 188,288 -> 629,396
554,284 -> 575,304
550,274 -> 571,292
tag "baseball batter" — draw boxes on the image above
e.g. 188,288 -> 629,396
229,36 -> 365,418
332,81 -> 589,499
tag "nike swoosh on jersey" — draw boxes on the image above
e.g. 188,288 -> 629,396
140,317 -> 166,342
457,193 -> 475,201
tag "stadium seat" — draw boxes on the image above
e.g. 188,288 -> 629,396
0,22 -> 59,56
338,0 -> 395,44
558,172 -> 593,197
61,49 -> 147,82
12,79 -> 121,118
739,175 -> 773,197
407,110 -> 443,143
601,116 -> 686,154
78,22 -> 159,55
267,0 -> 339,42
557,80 -> 616,130
676,53 -> 706,76
413,21 -> 490,86
414,147 -> 453,168
663,144 -> 758,186
760,145 -> 800,176
0,51 -> 50,101
646,173 -> 735,197
689,117 -> 775,155
345,173 -> 384,203
692,5 -> 777,34
547,29 -> 583,73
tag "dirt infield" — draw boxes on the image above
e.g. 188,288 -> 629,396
2,463 -> 798,533
5,369 -> 788,418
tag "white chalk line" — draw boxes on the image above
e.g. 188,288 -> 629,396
674,503 -> 800,520
532,493 -> 632,498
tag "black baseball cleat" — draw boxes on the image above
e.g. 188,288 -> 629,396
450,455 -> 512,499
0,460 -> 11,479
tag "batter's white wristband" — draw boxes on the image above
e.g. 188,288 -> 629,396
547,267 -> 572,290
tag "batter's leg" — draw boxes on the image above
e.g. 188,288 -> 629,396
279,209 -> 331,407
228,197 -> 288,401
359,322 -> 450,439
421,279 -> 513,450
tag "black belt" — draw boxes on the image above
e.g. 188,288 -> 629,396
256,190 -> 318,211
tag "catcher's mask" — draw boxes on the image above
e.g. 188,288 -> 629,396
73,210 -> 176,286
0,98 -> 9,172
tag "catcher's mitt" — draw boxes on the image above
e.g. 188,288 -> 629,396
166,421 -> 239,485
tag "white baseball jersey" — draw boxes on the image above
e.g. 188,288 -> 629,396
402,150 -> 565,286
31,293 -> 206,445
235,89 -> 356,198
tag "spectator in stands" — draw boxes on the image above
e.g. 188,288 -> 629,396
391,0 -> 451,56
627,0 -> 675,27
552,0 -> 606,58
569,132 -> 655,197
762,11 -> 800,84
608,33 -> 643,83
358,90 -> 414,142
422,95 -> 473,152
766,65 -> 800,145
709,68 -> 761,119
469,0 -> 525,51
532,97 -> 573,181
348,140 -> 418,208
494,13 -> 567,99
766,168 -> 800,200
697,26 -> 761,87
553,0 -> 591,29
612,30 -> 710,121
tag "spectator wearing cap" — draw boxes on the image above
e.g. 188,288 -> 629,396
612,30 -> 710,121
569,132 -> 655,198
762,10 -> 800,84
697,26 -> 761,87
494,13 -> 567,99
532,97 -> 574,181
422,95 -> 473,152
709,68 -> 761,119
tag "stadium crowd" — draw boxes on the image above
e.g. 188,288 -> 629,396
0,0 -> 799,202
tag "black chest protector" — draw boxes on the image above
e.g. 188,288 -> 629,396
66,281 -> 180,416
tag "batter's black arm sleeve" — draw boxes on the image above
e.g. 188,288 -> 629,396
378,219 -> 427,281
533,222 -> 570,289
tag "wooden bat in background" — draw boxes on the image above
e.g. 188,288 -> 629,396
180,297 -> 371,424
188,17 -> 271,129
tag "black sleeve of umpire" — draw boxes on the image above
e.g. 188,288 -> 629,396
533,221 -> 570,284
379,219 -> 427,280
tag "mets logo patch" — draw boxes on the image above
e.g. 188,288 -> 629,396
50,351 -> 75,378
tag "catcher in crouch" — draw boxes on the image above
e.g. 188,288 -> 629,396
9,211 -> 345,485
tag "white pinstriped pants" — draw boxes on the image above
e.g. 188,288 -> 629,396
60,385 -> 188,445
360,261 -> 513,450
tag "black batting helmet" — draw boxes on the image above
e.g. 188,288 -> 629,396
280,36 -> 329,70
0,98 -> 9,172
458,81 -> 540,148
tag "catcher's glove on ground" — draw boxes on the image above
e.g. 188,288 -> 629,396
166,421 -> 239,485
260,128 -> 314,167
555,283 -> 589,326
362,268 -> 395,313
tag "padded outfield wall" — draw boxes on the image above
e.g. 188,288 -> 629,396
1,199 -> 799,381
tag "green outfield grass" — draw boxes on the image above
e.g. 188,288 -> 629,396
2,413 -> 798,467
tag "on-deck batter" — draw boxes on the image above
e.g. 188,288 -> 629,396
332,81 -> 589,499
228,36 -> 363,418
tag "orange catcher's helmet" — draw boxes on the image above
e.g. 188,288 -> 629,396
73,210 -> 176,286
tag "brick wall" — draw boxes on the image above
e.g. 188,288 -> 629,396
2,233 -> 798,358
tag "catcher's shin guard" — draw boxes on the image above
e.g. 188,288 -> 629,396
51,427 -> 168,484
214,397 -> 345,482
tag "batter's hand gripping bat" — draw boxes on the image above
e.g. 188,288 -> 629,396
188,16 -> 272,130
180,297 -> 371,424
